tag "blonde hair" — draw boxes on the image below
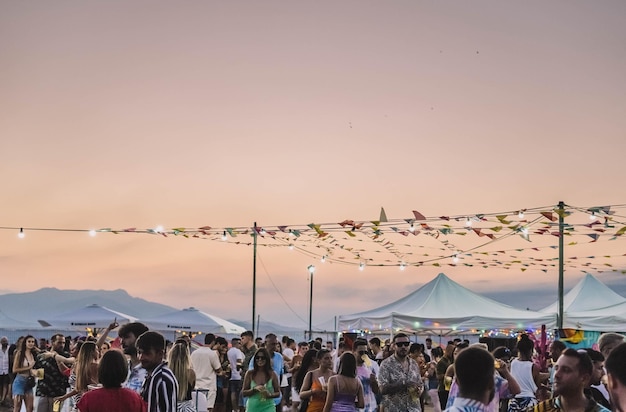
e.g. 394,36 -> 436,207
167,343 -> 192,401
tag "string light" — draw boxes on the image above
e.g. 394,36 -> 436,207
518,210 -> 524,219
18,228 -> 25,239
89,229 -> 97,237
409,222 -> 415,232
155,225 -> 164,233
400,262 -> 406,271
321,255 -> 326,263
359,262 -> 365,271
288,244 -> 294,250
465,217 -> 472,227
221,231 -> 227,241
453,254 -> 459,264
590,212 -> 597,221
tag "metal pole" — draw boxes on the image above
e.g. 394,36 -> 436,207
558,201 -> 564,329
252,221 -> 257,334
308,265 -> 315,340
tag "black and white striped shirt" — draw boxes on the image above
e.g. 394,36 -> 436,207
141,362 -> 179,412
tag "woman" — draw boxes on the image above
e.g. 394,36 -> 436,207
508,334 -> 540,412
322,353 -> 364,412
12,335 -> 37,412
436,343 -> 456,410
54,341 -> 99,410
292,349 -> 319,412
242,348 -> 280,412
215,337 -> 230,412
168,342 -> 196,412
300,349 -> 335,412
77,349 -> 145,412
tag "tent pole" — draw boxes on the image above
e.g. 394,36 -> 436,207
252,221 -> 257,335
558,202 -> 564,330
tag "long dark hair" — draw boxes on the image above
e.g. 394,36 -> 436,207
294,348 -> 318,391
338,352 -> 357,378
251,347 -> 272,379
15,335 -> 37,371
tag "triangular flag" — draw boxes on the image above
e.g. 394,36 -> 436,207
380,207 -> 388,223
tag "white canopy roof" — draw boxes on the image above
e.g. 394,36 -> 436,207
540,274 -> 626,313
338,273 -> 555,333
41,303 -> 137,329
141,307 -> 246,335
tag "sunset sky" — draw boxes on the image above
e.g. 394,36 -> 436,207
2,1 -> 626,330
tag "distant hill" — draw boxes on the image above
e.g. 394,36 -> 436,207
0,288 -> 177,323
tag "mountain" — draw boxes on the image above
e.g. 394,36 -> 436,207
0,288 -> 177,323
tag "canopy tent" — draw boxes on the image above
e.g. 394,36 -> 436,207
140,307 -> 246,335
338,273 -> 555,334
558,300 -> 626,332
540,274 -> 626,314
0,310 -> 42,330
40,303 -> 137,329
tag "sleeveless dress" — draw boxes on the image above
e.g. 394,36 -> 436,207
330,377 -> 358,412
247,378 -> 276,412
306,379 -> 327,412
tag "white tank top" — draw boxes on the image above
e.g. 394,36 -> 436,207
510,359 -> 537,398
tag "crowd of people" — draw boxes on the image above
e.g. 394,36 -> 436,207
0,326 -> 625,412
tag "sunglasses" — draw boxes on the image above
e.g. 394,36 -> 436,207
395,341 -> 410,347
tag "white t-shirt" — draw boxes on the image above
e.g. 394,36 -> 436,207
227,347 -> 244,380
282,347 -> 295,378
191,347 -> 222,389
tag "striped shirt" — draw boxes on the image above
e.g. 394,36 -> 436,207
141,362 -> 179,412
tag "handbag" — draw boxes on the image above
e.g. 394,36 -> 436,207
26,375 -> 36,389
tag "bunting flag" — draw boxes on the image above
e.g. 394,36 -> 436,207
4,203 -> 626,273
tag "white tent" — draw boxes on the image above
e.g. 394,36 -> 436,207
41,303 -> 137,329
141,307 -> 246,335
540,274 -> 626,314
0,310 -> 42,330
338,273 -> 555,334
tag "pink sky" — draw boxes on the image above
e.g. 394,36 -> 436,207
2,1 -> 626,328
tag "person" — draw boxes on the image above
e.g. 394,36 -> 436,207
424,338 -> 434,362
0,336 -> 10,406
300,349 -> 335,412
76,349 -> 146,412
292,349 -> 318,412
426,346 -> 445,412
605,342 -> 626,412
137,331 -> 179,412
168,342 -> 196,412
12,335 -> 37,412
378,333 -> 423,412
322,352 -> 364,412
259,334 -> 285,412
242,348 -> 280,412
53,340 -> 99,410
191,333 -> 223,412
35,333 -> 71,412
353,339 -> 378,412
368,338 -> 383,364
437,343 -> 456,410
444,346 -> 495,412
597,333 -> 625,359
580,348 -> 610,409
215,336 -> 230,412
118,322 -> 149,394
528,349 -> 610,412
548,340 -> 567,395
507,334 -> 540,412
228,337 -> 245,412
241,331 -> 259,380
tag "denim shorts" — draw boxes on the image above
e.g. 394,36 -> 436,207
12,374 -> 32,396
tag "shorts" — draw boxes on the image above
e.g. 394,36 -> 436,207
229,380 -> 243,406
12,374 -> 32,396
205,387 -> 217,408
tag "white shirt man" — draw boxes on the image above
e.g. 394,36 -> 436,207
191,336 -> 223,412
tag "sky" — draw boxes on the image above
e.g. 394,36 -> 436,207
2,1 -> 626,330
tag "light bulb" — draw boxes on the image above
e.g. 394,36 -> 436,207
453,255 -> 459,264
465,218 -> 472,227
590,212 -> 596,221
221,231 -> 227,241
400,262 -> 406,271
89,229 -> 97,237
518,211 -> 524,219
288,244 -> 294,250
409,223 -> 415,232
18,228 -> 25,239
155,225 -> 164,233
359,262 -> 365,271
321,255 -> 326,263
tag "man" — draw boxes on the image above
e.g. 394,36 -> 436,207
0,337 -> 10,406
424,338 -> 434,361
34,334 -> 70,412
255,337 -> 263,348
119,321 -> 149,393
332,342 -> 345,373
240,331 -> 257,378
191,333 -> 223,412
369,337 -> 384,363
605,342 -> 626,412
529,349 -> 610,412
137,331 -> 178,412
353,339 -> 379,412
228,338 -> 245,412
598,333 -> 625,359
282,338 -> 296,408
378,333 -> 423,412
444,346 -> 495,412
582,348 -> 610,409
